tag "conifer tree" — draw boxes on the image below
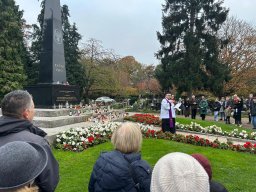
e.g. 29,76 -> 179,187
62,5 -> 85,91
0,0 -> 27,98
156,0 -> 230,95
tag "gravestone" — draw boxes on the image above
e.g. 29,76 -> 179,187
26,0 -> 80,108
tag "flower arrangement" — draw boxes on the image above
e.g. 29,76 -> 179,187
124,113 -> 161,125
125,114 -> 256,141
55,121 -> 256,155
55,122 -> 120,151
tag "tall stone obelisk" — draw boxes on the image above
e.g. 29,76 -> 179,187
39,0 -> 67,84
26,0 -> 79,108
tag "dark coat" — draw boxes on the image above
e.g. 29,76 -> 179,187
184,100 -> 190,116
0,116 -> 59,192
233,99 -> 243,115
89,150 -> 151,192
213,101 -> 221,112
250,100 -> 256,116
190,99 -> 198,110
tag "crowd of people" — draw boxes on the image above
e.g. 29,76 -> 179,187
160,93 -> 256,129
0,90 -> 231,192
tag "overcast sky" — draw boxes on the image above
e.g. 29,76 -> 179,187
15,0 -> 256,65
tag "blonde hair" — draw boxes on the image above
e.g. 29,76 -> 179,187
111,122 -> 142,153
12,185 -> 39,192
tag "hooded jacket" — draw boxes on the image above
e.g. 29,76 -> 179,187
89,150 -> 151,192
0,116 -> 59,192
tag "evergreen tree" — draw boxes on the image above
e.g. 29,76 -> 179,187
26,0 -> 45,85
0,0 -> 27,98
62,5 -> 85,91
156,0 -> 230,96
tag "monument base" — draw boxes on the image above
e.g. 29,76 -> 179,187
26,84 -> 80,108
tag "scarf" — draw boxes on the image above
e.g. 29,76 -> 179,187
166,98 -> 173,128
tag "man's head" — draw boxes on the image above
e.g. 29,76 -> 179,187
1,90 -> 35,121
249,94 -> 253,99
165,93 -> 172,100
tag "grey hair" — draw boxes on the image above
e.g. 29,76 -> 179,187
1,90 -> 33,118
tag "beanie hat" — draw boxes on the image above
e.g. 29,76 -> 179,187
0,141 -> 48,190
191,153 -> 212,180
151,152 -> 209,192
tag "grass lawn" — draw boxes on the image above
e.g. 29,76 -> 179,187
176,117 -> 255,133
54,138 -> 256,192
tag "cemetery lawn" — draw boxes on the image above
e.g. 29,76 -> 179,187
54,138 -> 256,192
176,117 -> 254,133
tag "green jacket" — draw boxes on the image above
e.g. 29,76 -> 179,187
199,100 -> 208,115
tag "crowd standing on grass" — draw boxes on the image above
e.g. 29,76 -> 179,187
0,90 -> 243,192
175,93 -> 256,129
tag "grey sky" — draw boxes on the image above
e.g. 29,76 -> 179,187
16,0 -> 256,65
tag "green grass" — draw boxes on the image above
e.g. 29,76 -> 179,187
176,117 -> 255,133
54,139 -> 256,192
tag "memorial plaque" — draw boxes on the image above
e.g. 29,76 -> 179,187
27,84 -> 80,108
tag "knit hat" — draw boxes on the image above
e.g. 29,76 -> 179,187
151,152 -> 210,192
0,141 -> 48,190
191,153 -> 212,180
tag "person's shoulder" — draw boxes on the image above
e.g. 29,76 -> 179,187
15,130 -> 49,146
210,180 -> 228,192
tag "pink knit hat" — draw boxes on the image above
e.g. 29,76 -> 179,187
151,152 -> 210,192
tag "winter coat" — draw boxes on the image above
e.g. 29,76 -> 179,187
213,102 -> 221,112
250,100 -> 256,116
184,100 -> 190,116
190,99 -> 198,110
199,100 -> 208,115
89,150 -> 152,192
233,99 -> 243,116
0,116 -> 59,192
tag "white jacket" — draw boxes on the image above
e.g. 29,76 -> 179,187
160,99 -> 176,119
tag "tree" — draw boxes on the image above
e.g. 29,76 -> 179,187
0,0 -> 27,98
26,0 -> 45,85
219,17 -> 256,95
62,5 -> 85,91
156,0 -> 229,96
80,38 -> 119,98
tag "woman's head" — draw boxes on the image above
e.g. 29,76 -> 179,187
151,152 -> 209,192
111,122 -> 142,153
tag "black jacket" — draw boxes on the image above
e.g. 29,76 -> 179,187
213,101 -> 221,112
89,150 -> 151,192
0,116 -> 59,192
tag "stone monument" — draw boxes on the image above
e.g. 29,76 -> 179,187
26,0 -> 80,108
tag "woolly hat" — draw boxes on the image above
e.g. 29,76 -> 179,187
191,153 -> 212,180
151,152 -> 210,192
0,141 -> 48,190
